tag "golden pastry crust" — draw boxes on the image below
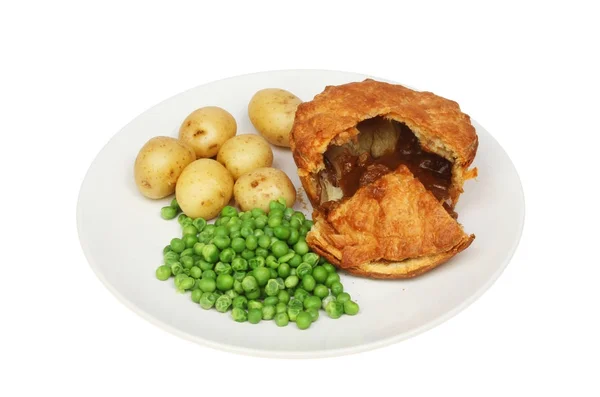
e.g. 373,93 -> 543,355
290,79 -> 478,208
306,166 -> 475,279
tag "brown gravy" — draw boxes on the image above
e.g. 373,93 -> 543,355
320,119 -> 454,213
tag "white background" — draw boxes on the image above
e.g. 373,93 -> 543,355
1,1 -> 598,396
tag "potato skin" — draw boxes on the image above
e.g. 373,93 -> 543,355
248,89 -> 301,147
179,106 -> 237,158
134,136 -> 196,199
234,167 -> 296,212
217,134 -> 274,180
175,159 -> 234,219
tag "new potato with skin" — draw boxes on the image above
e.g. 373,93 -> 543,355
217,134 -> 274,180
176,159 -> 234,219
234,167 -> 296,212
179,106 -> 237,158
134,136 -> 196,199
248,88 -> 302,147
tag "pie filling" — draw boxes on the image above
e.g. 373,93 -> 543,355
317,117 -> 455,216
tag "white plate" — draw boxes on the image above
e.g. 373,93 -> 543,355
77,69 -> 525,358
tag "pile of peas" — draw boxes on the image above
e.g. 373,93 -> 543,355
155,198 -> 359,329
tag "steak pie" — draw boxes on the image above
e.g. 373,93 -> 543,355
290,79 -> 478,278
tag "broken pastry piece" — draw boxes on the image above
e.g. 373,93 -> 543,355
290,79 -> 478,278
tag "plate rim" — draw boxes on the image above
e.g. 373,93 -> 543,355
76,68 -> 526,358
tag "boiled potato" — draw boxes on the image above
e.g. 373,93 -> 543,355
175,159 -> 234,219
248,88 -> 302,147
179,106 -> 237,158
234,167 -> 296,212
217,134 -> 274,180
134,136 -> 196,199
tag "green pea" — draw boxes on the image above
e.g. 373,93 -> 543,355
287,304 -> 302,322
284,275 -> 299,289
245,235 -> 258,250
325,272 -> 341,287
241,249 -> 255,260
189,266 -> 202,279
163,245 -> 173,255
241,219 -> 256,230
178,276 -> 194,291
273,226 -> 290,240
232,295 -> 248,309
177,213 -> 189,225
190,288 -> 203,303
242,276 -> 258,292
255,247 -> 269,258
247,300 -> 262,311
181,256 -> 194,269
168,198 -> 179,209
231,307 -> 247,322
233,271 -> 246,282
271,241 -> 288,258
267,216 -> 282,228
288,254 -> 302,268
254,215 -> 268,229
304,220 -> 314,229
180,248 -> 194,258
312,266 -> 328,284
307,307 -> 319,322
197,231 -> 212,244
197,277 -> 216,292
246,288 -> 260,300
283,207 -> 294,219
192,242 -> 205,256
246,308 -> 261,324
155,265 -> 171,281
289,217 -> 301,229
269,207 -> 284,218
287,229 -> 300,245
264,279 -> 280,296
325,300 -> 344,319
216,274 -> 234,291
202,269 -> 217,280
214,216 -> 226,227
257,234 -> 270,249
228,223 -> 241,233
293,288 -> 309,303
303,295 -> 322,311
264,296 -> 279,306
321,295 -> 336,310
198,260 -> 213,271
215,295 -> 232,313
214,262 -> 232,275
202,244 -> 220,263
253,229 -> 264,237
248,256 -> 265,270
296,311 -> 312,330
336,292 -> 351,304
219,248 -> 235,263
161,206 -> 178,220
232,257 -> 248,272
278,251 -> 295,264
252,267 -> 270,287
291,211 -> 305,223
213,236 -> 231,250
225,289 -> 238,300
275,312 -> 289,327
344,300 -> 359,315
281,219 -> 290,227
314,284 -> 328,299
277,262 -> 291,278
240,211 -> 253,221
275,302 -> 287,314
302,253 -> 319,266
231,237 -> 246,253
296,263 -> 312,278
293,239 -> 309,255
302,275 -> 316,291
263,226 -> 274,237
262,305 -> 276,320
170,238 -> 185,253
182,225 -> 198,236
250,208 -> 265,218
170,262 -> 183,275
221,205 -> 238,218
230,230 -> 241,239
233,280 -> 243,294
192,218 -> 207,232
199,292 -> 217,309
266,256 -> 279,269
330,281 -> 344,296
